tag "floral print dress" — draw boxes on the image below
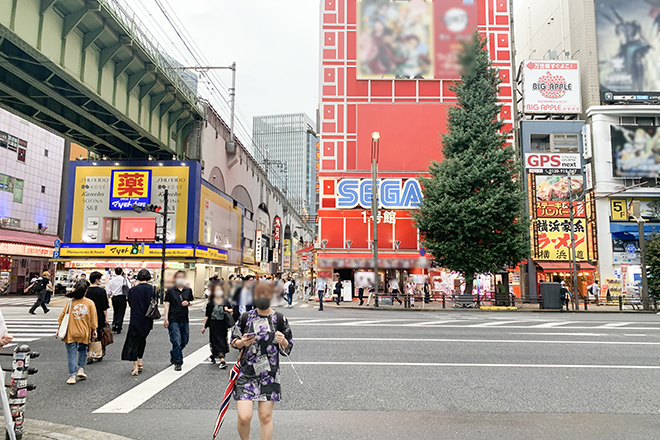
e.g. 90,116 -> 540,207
232,309 -> 294,402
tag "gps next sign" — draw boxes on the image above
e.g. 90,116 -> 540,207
522,61 -> 581,114
525,154 -> 581,174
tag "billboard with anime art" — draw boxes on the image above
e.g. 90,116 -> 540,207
356,0 -> 477,80
596,0 -> 660,103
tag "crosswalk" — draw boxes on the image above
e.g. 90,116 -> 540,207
4,317 -> 59,345
0,296 -> 41,307
286,316 -> 660,331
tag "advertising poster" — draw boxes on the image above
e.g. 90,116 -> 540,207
356,0 -> 476,80
535,218 -> 588,261
283,239 -> 291,270
522,61 -> 582,114
611,125 -> 660,177
66,162 -> 193,246
535,175 -> 585,202
199,183 -> 243,265
596,0 -> 660,102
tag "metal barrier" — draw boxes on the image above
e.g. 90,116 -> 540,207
1,345 -> 38,440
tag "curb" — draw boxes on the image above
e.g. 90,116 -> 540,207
4,419 -> 135,440
318,303 -> 658,313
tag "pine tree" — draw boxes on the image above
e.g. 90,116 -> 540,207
646,233 -> 660,300
412,33 -> 528,295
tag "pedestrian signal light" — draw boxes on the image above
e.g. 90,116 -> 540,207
131,243 -> 139,254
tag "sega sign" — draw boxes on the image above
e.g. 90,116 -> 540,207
525,154 -> 580,172
337,178 -> 422,209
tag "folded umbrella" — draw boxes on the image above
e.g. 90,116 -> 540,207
212,351 -> 243,439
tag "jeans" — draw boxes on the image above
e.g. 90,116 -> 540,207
65,342 -> 88,376
168,322 -> 189,366
286,292 -> 293,305
111,295 -> 127,331
318,290 -> 324,310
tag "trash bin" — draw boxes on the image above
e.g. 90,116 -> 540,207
540,282 -> 562,310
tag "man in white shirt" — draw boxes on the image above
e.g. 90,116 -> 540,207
316,277 -> 327,311
589,280 -> 601,306
106,268 -> 128,334
238,276 -> 255,315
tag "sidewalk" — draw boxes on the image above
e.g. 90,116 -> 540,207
1,419 -> 134,440
304,298 -> 656,313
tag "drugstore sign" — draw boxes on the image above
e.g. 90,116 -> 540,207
336,178 -> 422,209
110,170 -> 151,210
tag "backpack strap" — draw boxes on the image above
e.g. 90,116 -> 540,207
275,312 -> 285,334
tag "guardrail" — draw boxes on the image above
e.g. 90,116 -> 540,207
99,0 -> 204,116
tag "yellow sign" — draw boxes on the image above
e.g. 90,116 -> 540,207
195,245 -> 228,262
60,244 -> 194,258
535,218 -> 588,261
110,170 -> 151,209
610,198 -> 628,221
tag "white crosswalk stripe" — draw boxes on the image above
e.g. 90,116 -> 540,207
4,318 -> 59,343
0,296 -> 43,307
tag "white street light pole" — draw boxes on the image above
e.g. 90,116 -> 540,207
371,132 -> 380,308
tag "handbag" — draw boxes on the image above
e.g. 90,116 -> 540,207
145,285 -> 161,320
122,277 -> 130,296
88,340 -> 103,359
56,300 -> 72,340
101,326 -> 114,346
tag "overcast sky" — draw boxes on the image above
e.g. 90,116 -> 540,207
136,0 -> 320,138
136,0 -> 525,138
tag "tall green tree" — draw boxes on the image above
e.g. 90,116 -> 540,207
412,33 -> 528,295
646,232 -> 660,300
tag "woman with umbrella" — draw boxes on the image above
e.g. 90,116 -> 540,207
229,281 -> 293,440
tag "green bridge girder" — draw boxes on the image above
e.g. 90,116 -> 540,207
0,0 -> 204,159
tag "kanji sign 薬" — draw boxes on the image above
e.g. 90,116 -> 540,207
110,170 -> 151,210
534,218 -> 588,261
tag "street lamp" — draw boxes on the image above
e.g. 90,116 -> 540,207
567,171 -> 580,310
371,132 -> 380,307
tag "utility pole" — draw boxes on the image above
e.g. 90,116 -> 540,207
632,200 -> 650,310
160,189 -> 169,303
371,132 -> 380,307
567,171 -> 580,310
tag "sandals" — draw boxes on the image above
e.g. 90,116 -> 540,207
131,370 -> 139,376
137,364 -> 144,372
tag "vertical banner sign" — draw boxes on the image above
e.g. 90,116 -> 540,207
273,217 -> 281,241
283,239 -> 291,271
255,230 -> 262,264
621,264 -> 628,295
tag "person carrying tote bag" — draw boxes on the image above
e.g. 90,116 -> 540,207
56,281 -> 98,385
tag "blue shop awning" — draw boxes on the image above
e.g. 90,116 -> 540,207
610,223 -> 660,239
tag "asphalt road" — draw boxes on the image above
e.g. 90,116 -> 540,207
3,300 -> 660,440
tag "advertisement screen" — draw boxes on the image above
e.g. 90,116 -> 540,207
611,125 -> 660,177
596,0 -> 660,102
356,0 -> 476,80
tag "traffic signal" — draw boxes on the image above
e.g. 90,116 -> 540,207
132,204 -> 144,213
131,243 -> 139,254
146,204 -> 162,213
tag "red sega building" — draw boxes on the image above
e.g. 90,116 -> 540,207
318,0 -> 514,290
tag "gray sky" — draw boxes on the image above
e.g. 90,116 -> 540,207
136,0 -> 320,139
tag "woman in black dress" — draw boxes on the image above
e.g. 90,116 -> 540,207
201,280 -> 232,369
121,269 -> 156,376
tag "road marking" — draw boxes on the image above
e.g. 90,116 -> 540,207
282,361 -> 660,370
513,332 -> 607,337
624,334 -> 648,337
93,346 -> 209,414
294,337 -> 660,345
298,304 -> 309,308
599,322 -> 631,328
404,320 -> 468,326
469,321 -> 524,327
531,321 -> 574,328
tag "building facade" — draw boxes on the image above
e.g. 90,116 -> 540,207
318,0 -> 514,290
253,113 -> 319,224
0,108 -> 65,293
516,0 -> 660,301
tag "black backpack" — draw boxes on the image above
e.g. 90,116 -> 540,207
288,282 -> 295,294
32,277 -> 47,294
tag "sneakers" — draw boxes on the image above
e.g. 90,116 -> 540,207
208,356 -> 216,364
76,368 -> 87,380
174,364 -> 182,371
66,376 -> 76,385
219,360 -> 227,369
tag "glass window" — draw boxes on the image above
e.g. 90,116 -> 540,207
41,185 -> 46,193
552,134 -> 579,153
530,135 -> 550,152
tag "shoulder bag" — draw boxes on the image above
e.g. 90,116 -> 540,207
122,277 -> 130,296
56,300 -> 73,340
145,285 -> 161,320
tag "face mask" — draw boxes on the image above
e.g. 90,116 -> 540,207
175,278 -> 185,287
254,297 -> 271,310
